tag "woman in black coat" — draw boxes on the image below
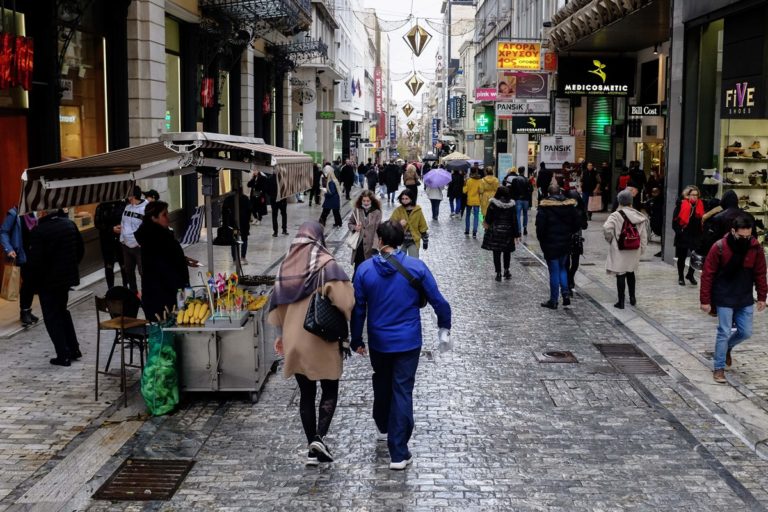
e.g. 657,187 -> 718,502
447,169 -> 465,217
135,201 -> 190,322
222,192 -> 251,264
565,189 -> 589,292
481,187 -> 520,281
247,171 -> 269,221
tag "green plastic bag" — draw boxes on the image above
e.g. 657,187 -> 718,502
140,325 -> 180,416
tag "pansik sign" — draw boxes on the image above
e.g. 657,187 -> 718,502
497,41 -> 541,70
496,101 -> 550,119
557,57 -> 635,96
540,136 -> 575,165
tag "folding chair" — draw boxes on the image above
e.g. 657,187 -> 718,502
94,287 -> 149,406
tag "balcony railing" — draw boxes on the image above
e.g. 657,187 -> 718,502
200,0 -> 312,37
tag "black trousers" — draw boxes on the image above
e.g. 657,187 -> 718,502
675,246 -> 694,278
295,374 -> 339,444
616,272 -> 636,304
492,250 -> 511,273
39,286 -> 79,359
271,199 -> 287,234
343,181 -> 353,200
121,245 -> 142,292
567,252 -> 580,290
319,208 -> 342,227
308,187 -> 321,205
19,264 -> 34,311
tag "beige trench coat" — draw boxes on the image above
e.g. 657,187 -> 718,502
268,280 -> 355,380
603,206 -> 649,274
347,208 -> 382,265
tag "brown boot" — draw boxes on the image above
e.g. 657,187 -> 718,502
713,369 -> 726,384
725,349 -> 732,367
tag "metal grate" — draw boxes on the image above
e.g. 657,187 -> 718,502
535,350 -> 579,363
594,344 -> 665,375
93,459 -> 195,501
515,257 -> 540,267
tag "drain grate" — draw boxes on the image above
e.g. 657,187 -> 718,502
516,257 -> 540,267
535,350 -> 579,363
93,459 -> 195,501
594,344 -> 664,375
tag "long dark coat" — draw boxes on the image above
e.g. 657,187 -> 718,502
481,199 -> 520,252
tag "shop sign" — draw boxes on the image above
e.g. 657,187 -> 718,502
59,79 -> 73,101
316,111 -> 335,120
721,79 -> 764,118
511,115 -> 550,134
556,57 -> 635,96
630,104 -> 661,116
467,134 -> 475,141
540,136 -> 575,165
475,88 -> 497,101
389,115 -> 397,144
497,71 -> 548,100
0,33 -> 34,91
543,52 -> 558,72
350,139 -> 358,148
496,101 -> 550,119
498,153 -> 514,174
375,67 -> 386,136
431,118 -> 441,146
475,112 -> 493,134
497,41 -> 541,70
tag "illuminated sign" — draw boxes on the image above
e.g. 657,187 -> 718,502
721,79 -> 763,118
496,41 -> 541,70
511,115 -> 550,134
557,57 -> 635,97
475,112 -> 493,134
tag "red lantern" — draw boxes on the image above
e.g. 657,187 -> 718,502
201,77 -> 214,108
0,33 -> 12,90
262,93 -> 271,114
0,34 -> 34,91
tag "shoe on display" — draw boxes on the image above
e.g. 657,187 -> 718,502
753,151 -> 765,159
749,141 -> 761,150
732,140 -> 742,148
724,177 -> 743,184
748,201 -> 761,207
702,177 -> 719,185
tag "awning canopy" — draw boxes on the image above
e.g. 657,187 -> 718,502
20,132 -> 313,213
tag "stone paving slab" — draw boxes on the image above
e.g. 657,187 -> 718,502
76,193 -> 768,511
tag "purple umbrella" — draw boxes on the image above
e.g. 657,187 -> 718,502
423,168 -> 452,188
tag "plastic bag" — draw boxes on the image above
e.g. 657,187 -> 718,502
140,325 -> 180,416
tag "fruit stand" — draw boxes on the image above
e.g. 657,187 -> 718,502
162,274 -> 275,402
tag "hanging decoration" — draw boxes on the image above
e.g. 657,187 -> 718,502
403,22 -> 433,57
402,103 -> 414,117
0,33 -> 34,91
406,120 -> 415,131
405,73 -> 424,96
201,77 -> 215,108
424,18 -> 475,36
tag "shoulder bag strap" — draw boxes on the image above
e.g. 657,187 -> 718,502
382,252 -> 422,290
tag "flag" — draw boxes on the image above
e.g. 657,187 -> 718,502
357,78 -> 362,97
180,205 -> 205,247
350,78 -> 356,96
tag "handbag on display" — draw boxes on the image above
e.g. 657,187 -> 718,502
587,195 -> 603,212
345,210 -> 362,250
303,269 -> 349,342
0,259 -> 20,301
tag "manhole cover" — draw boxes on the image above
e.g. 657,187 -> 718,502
93,459 -> 195,501
535,350 -> 578,363
594,344 -> 664,375
516,258 -> 540,267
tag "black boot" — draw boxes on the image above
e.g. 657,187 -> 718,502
627,272 -> 637,306
503,270 -> 511,280
686,270 -> 697,285
495,272 -> 501,282
615,275 -> 625,309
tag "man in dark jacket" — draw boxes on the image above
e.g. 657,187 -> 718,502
222,191 -> 252,264
580,162 -> 600,220
366,165 -> 379,193
264,173 -> 288,237
599,161 -> 612,212
357,160 -> 368,188
505,167 -> 532,235
340,159 -> 356,200
384,160 -> 402,204
700,215 -> 766,384
536,184 -> 581,309
94,200 -> 127,290
536,162 -> 554,200
351,221 -> 451,470
27,210 -> 84,366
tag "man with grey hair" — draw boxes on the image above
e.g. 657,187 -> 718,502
603,189 -> 648,309
536,184 -> 581,309
27,209 -> 84,366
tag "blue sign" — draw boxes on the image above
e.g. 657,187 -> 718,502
389,115 -> 397,145
431,118 -> 440,147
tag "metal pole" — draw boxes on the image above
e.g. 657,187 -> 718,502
202,173 -> 215,273
446,0 -> 451,123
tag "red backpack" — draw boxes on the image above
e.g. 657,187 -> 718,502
617,211 -> 641,250
618,174 -> 631,191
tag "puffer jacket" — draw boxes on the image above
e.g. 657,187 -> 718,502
350,250 -> 451,352
479,176 -> 500,216
27,212 -> 84,291
463,176 -> 484,206
390,205 -> 428,245
535,194 -> 581,259
481,198 -> 519,252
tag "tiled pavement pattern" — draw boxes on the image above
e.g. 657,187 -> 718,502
70,192 -> 768,511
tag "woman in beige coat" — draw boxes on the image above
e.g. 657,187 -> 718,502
348,190 -> 382,272
603,189 -> 648,309
268,222 -> 355,465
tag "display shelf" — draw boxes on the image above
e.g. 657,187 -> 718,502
723,183 -> 763,188
723,157 -> 768,162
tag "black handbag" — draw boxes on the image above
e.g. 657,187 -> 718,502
382,252 -> 428,308
303,269 -> 349,342
213,225 -> 234,246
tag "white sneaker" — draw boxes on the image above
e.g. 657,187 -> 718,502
241,258 -> 249,265
305,451 -> 319,466
389,455 -> 413,470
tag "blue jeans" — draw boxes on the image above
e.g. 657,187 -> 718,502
449,197 -> 462,214
465,205 -> 480,234
370,347 -> 421,463
546,256 -> 570,303
516,200 -> 529,233
714,305 -> 753,370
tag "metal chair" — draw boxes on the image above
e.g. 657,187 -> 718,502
94,289 -> 148,406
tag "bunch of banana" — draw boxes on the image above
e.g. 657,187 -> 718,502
175,299 -> 210,326
247,294 -> 269,311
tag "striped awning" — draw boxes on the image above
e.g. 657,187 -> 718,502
19,132 -> 313,213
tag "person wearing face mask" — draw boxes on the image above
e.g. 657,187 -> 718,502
349,190 -> 383,272
389,189 -> 428,258
134,201 -> 192,322
700,215 -> 767,384
672,185 -> 705,286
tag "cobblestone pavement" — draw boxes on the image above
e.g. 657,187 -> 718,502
69,192 -> 768,511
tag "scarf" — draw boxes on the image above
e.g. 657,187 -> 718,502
269,221 -> 349,311
676,199 -> 704,230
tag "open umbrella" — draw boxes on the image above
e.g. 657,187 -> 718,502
423,168 -> 452,188
444,159 -> 471,172
442,151 -> 471,162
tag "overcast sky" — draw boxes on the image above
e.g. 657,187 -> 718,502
360,0 -> 444,105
